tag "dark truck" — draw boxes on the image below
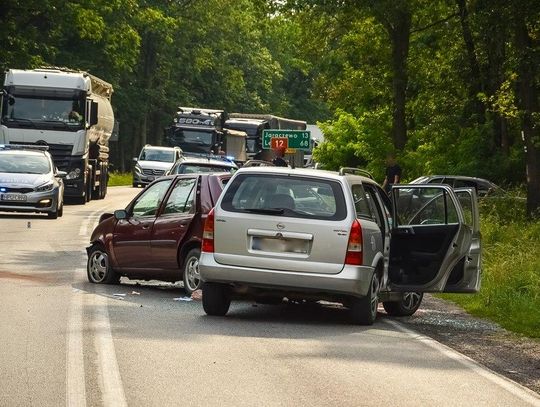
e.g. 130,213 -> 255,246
225,114 -> 307,166
86,172 -> 232,294
164,107 -> 247,163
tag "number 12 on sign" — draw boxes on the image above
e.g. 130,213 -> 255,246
270,138 -> 288,149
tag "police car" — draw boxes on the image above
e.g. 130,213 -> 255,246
0,145 -> 65,218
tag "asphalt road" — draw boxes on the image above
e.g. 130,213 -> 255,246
0,186 -> 539,407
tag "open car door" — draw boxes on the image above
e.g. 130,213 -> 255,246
443,188 -> 482,292
388,185 -> 473,292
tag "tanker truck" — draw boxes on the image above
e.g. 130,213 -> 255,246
1,67 -> 115,203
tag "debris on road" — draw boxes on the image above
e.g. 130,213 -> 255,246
113,293 -> 126,297
191,289 -> 202,301
173,297 -> 192,302
130,291 -> 141,295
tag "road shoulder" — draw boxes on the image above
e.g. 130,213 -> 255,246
387,295 -> 540,395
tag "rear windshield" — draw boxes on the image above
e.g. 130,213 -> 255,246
221,173 -> 347,221
174,164 -> 235,174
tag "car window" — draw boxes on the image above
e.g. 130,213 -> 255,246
363,185 -> 384,229
162,178 -> 197,215
139,149 -> 175,163
454,179 -> 477,190
395,187 -> 459,226
351,184 -> 372,219
427,177 -> 444,184
221,174 -> 346,221
0,153 -> 51,174
131,180 -> 172,217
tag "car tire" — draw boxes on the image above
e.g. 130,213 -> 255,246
182,248 -> 202,295
349,272 -> 379,325
58,203 -> 64,218
202,282 -> 231,316
132,182 -> 138,188
383,292 -> 423,317
87,244 -> 120,284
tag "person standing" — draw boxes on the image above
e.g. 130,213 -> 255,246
382,152 -> 402,194
272,146 -> 288,167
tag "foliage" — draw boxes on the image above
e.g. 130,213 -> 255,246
108,172 -> 133,187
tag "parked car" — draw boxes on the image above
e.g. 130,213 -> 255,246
166,155 -> 237,175
132,145 -> 183,187
86,173 -> 232,293
199,167 -> 482,325
409,175 -> 502,197
0,145 -> 65,218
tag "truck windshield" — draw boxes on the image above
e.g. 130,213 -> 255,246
0,154 -> 50,174
2,94 -> 85,130
170,129 -> 214,153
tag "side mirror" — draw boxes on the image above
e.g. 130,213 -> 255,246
89,101 -> 99,126
56,170 -> 67,178
132,157 -> 138,163
114,209 -> 128,220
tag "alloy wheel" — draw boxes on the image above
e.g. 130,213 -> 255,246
402,292 -> 422,311
185,256 -> 201,291
89,250 -> 108,283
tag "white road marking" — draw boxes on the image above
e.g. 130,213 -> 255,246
92,293 -> 127,407
66,272 -> 87,407
79,208 -> 108,237
384,319 -> 540,406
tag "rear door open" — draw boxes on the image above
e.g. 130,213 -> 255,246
388,185 -> 472,292
443,188 -> 482,292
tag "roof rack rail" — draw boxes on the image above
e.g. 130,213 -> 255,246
339,167 -> 374,179
0,144 -> 49,151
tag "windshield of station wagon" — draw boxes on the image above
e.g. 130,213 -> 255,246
221,174 -> 347,220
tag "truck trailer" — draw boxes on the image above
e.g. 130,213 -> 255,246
164,107 -> 247,162
1,68 -> 115,204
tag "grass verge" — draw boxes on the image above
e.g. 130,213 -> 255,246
108,172 -> 132,187
441,193 -> 540,338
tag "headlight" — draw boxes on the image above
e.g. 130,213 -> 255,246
66,168 -> 81,180
35,182 -> 54,192
134,164 -> 143,174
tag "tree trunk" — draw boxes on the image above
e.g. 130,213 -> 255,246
456,0 -> 486,122
388,6 -> 411,151
515,17 -> 540,217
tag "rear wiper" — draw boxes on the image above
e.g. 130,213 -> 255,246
244,208 -> 285,215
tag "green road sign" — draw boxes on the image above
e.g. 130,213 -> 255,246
262,130 -> 311,150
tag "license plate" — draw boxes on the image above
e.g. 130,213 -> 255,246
1,193 -> 27,202
252,236 -> 309,254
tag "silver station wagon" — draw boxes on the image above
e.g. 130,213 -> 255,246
199,167 -> 482,325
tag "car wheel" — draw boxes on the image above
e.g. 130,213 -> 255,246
182,248 -> 202,295
349,272 -> 379,325
58,203 -> 64,218
202,282 -> 231,316
87,244 -> 120,284
383,292 -> 423,317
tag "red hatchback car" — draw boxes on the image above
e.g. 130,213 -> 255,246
86,173 -> 231,293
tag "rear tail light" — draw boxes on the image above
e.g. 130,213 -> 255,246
202,208 -> 215,253
345,219 -> 363,265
